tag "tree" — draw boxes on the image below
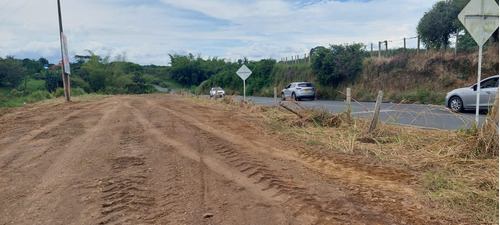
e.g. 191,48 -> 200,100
418,0 -> 498,50
311,44 -> 364,87
0,58 -> 26,88
417,0 -> 460,50
246,59 -> 276,95
44,70 -> 63,92
22,58 -> 43,75
38,57 -> 49,66
168,54 -> 209,86
457,31 -> 478,52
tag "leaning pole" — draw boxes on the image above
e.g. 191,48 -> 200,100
57,0 -> 71,102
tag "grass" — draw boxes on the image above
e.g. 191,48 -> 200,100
24,79 -> 46,92
189,94 -> 499,224
0,77 -> 119,108
0,79 -> 49,107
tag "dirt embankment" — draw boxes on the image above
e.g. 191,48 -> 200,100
0,94 -> 463,224
356,45 -> 499,102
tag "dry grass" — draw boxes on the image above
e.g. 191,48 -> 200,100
475,93 -> 499,157
355,45 -> 499,104
190,94 -> 499,224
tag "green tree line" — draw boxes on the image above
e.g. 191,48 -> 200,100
0,52 -> 164,107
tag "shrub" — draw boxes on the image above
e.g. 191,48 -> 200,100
141,74 -> 160,84
55,87 -> 65,98
10,89 -> 23,97
312,43 -> 364,87
159,81 -> 170,88
0,93 -> 7,103
71,77 -> 91,93
71,87 -> 87,96
27,90 -> 52,103
104,86 -> 126,95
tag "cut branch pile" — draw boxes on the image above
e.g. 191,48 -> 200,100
280,100 -> 341,127
279,100 -> 308,118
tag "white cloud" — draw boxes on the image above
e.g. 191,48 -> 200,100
0,0 -> 439,65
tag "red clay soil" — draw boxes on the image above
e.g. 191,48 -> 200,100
0,94 -> 452,224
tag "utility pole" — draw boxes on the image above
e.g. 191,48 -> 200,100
58,0 -> 71,102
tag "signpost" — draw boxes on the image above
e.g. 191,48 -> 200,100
61,32 -> 71,75
458,0 -> 499,124
57,0 -> 71,102
236,65 -> 252,101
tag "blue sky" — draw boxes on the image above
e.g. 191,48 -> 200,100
0,0 -> 439,65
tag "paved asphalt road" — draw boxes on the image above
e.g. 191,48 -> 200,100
234,96 -> 486,130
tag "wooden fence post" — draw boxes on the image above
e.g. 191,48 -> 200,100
274,87 -> 278,107
417,36 -> 420,55
378,41 -> 381,58
385,40 -> 388,57
369,90 -> 384,133
346,88 -> 352,122
455,29 -> 459,57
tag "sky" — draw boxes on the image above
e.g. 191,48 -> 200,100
0,0 -> 440,66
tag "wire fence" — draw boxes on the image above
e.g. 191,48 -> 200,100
279,36 -> 425,64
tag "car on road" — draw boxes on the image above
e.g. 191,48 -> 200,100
281,82 -> 315,101
210,87 -> 225,98
445,75 -> 498,112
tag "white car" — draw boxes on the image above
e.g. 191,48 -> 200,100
210,87 -> 225,98
445,75 -> 498,112
281,82 -> 316,101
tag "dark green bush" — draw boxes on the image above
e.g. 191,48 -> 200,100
55,88 -> 65,97
27,90 -> 52,103
72,87 -> 86,96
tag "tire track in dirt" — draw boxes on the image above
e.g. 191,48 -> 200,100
90,99 -> 158,224
160,100 -> 418,196
129,97 -> 404,224
0,98 -> 122,224
124,98 -> 306,223
93,97 -> 204,224
139,109 -> 193,224
149,96 -> 434,224
0,100 -> 117,171
0,100 -> 110,145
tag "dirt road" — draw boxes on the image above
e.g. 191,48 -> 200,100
0,94 -> 445,224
